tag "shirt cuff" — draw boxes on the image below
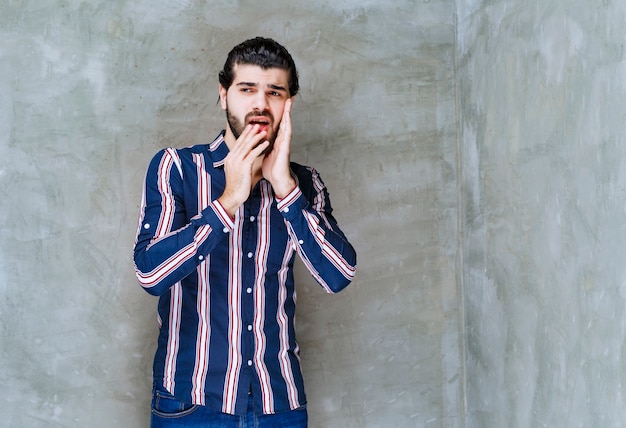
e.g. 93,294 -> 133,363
276,186 -> 306,219
199,199 -> 235,233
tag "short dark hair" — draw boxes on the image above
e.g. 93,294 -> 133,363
218,37 -> 299,97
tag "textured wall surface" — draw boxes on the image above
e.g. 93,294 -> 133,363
0,1 -> 462,427
456,1 -> 626,427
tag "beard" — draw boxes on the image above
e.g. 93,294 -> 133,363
226,106 -> 278,154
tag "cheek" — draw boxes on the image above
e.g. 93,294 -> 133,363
273,104 -> 286,122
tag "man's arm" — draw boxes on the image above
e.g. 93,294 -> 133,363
134,124 -> 270,296
263,98 -> 356,292
132,148 -> 234,296
277,167 -> 357,293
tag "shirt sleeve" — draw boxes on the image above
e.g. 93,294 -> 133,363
132,148 -> 233,296
276,167 -> 357,293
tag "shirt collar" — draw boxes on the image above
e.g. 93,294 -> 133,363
209,130 -> 229,168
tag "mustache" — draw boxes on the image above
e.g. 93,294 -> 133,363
245,110 -> 274,123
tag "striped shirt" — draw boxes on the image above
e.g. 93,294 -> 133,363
133,131 -> 357,416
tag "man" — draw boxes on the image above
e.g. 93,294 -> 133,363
133,37 -> 357,427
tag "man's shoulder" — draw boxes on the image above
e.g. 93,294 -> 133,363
146,144 -> 213,179
153,132 -> 224,159
290,162 -> 327,194
289,161 -> 314,176
151,143 -> 208,157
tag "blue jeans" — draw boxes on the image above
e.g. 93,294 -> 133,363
150,383 -> 308,428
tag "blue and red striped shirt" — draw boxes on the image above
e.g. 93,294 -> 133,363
133,131 -> 357,415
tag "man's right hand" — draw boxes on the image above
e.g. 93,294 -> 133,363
218,124 -> 269,218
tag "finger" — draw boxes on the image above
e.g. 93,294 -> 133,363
238,127 -> 269,159
285,96 -> 294,112
250,140 -> 270,158
232,125 -> 266,155
239,124 -> 262,145
276,103 -> 293,146
229,125 -> 254,152
282,98 -> 293,126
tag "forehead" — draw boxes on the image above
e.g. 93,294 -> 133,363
232,64 -> 289,87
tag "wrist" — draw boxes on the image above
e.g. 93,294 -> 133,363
217,193 -> 241,219
273,178 -> 297,200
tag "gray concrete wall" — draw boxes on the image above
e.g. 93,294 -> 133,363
10,0 -> 624,427
1,1 -> 462,427
456,1 -> 626,427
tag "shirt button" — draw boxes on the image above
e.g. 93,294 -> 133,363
143,223 -> 150,229
249,216 -> 255,222
246,287 -> 252,294
247,360 -> 253,367
283,207 -> 289,213
198,255 -> 204,261
298,240 -> 304,245
223,227 -> 229,233
247,252 -> 253,258
247,325 -> 253,331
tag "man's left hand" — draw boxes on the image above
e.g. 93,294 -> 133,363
263,97 -> 297,198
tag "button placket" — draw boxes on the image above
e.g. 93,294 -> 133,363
241,186 -> 264,374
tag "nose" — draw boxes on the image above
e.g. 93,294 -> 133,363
251,91 -> 269,111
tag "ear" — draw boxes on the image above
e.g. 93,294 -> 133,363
219,85 -> 228,110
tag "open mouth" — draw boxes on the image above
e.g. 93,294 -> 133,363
248,116 -> 271,133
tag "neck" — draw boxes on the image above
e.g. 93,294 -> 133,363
223,127 -> 237,151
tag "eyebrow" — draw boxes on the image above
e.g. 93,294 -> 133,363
236,82 -> 288,92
